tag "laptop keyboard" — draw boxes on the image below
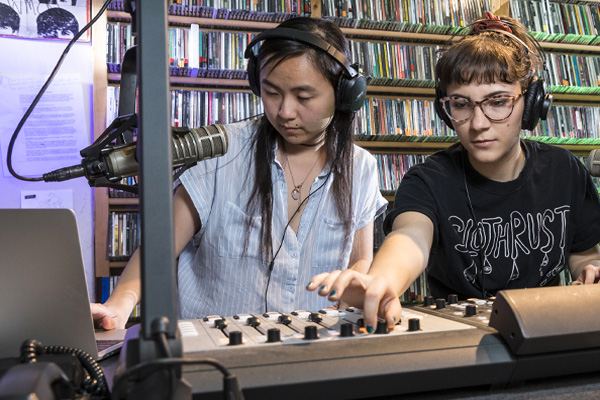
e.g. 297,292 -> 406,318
96,339 -> 122,352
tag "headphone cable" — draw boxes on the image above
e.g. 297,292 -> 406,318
263,164 -> 335,313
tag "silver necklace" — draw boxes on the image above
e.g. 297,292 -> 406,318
282,146 -> 321,201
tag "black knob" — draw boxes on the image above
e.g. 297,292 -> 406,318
304,325 -> 318,340
435,298 -> 446,309
340,323 -> 354,337
229,331 -> 243,345
465,304 -> 477,317
267,328 -> 281,343
423,296 -> 434,306
309,313 -> 322,323
247,316 -> 261,327
356,318 -> 364,328
448,294 -> 458,304
279,314 -> 292,325
375,321 -> 388,334
408,318 -> 420,331
215,319 -> 228,329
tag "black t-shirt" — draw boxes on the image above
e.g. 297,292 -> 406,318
384,140 -> 600,299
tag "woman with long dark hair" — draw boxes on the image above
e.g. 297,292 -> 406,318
92,17 -> 387,328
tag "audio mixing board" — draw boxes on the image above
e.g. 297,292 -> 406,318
179,306 -> 477,352
178,304 -> 511,399
118,285 -> 600,399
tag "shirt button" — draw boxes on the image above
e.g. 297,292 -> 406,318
292,252 -> 298,258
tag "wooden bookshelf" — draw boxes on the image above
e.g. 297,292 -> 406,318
108,73 -> 600,106
356,137 -> 600,157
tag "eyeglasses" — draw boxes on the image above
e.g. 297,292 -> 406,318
440,93 -> 524,122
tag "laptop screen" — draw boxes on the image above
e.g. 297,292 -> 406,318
0,208 -> 100,359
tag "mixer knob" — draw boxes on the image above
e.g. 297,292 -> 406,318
465,304 -> 477,317
408,318 -> 421,331
247,316 -> 261,327
448,294 -> 458,304
228,331 -> 243,345
279,314 -> 292,325
340,323 -> 354,337
423,296 -> 434,306
309,312 -> 323,323
435,298 -> 446,309
267,328 -> 281,343
375,321 -> 388,334
215,319 -> 228,330
304,325 -> 318,340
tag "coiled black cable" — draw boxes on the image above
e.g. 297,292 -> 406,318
20,339 -> 110,399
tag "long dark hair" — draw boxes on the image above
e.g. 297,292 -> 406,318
247,17 -> 356,262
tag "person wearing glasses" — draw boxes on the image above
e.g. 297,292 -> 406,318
307,12 -> 600,333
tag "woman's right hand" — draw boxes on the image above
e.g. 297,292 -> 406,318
307,269 -> 402,333
90,302 -> 128,330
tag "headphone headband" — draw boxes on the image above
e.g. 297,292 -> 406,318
476,28 -> 533,55
470,19 -> 546,66
244,27 -> 358,77
244,26 -> 367,113
434,14 -> 553,131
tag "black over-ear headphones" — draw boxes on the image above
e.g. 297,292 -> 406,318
434,20 -> 553,131
244,27 -> 367,113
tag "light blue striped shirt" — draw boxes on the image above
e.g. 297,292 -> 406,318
177,119 -> 387,318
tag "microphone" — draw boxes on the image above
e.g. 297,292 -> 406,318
42,124 -> 228,183
586,149 -> 600,177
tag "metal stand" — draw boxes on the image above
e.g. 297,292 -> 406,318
113,2 -> 191,398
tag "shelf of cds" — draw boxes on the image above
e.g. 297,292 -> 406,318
93,0 -> 598,302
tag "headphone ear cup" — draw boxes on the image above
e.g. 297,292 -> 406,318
246,53 -> 261,97
521,79 -> 545,131
435,89 -> 454,129
335,73 -> 367,113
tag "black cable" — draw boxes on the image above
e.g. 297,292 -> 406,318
6,0 -> 113,181
462,151 -> 489,300
152,331 -> 176,400
111,357 -> 244,400
263,163 -> 336,313
19,339 -> 110,399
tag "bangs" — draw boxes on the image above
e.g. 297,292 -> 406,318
258,39 -> 340,88
436,35 -> 534,94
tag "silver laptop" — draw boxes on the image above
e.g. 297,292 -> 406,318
0,208 -> 125,360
